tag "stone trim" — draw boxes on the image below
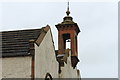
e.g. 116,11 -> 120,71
35,25 -> 50,46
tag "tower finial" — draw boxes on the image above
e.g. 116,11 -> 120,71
66,0 -> 70,16
67,1 -> 69,11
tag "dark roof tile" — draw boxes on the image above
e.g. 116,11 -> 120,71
0,28 -> 42,57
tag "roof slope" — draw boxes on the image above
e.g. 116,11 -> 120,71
0,28 -> 43,57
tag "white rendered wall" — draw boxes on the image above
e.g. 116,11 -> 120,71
2,56 -> 32,78
59,51 -> 80,78
35,29 -> 59,78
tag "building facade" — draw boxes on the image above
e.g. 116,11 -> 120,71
0,3 -> 81,79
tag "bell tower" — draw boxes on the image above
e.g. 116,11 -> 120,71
55,2 -> 80,68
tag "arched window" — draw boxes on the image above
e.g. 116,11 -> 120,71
45,73 -> 53,80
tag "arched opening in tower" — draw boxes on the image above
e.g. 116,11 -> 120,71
62,33 -> 71,49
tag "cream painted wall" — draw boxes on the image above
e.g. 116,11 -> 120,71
2,56 -> 32,78
35,29 -> 59,78
59,51 -> 80,79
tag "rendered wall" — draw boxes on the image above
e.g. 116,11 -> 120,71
59,51 -> 80,79
2,56 -> 31,78
35,29 -> 59,78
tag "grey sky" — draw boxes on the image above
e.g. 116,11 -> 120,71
0,2 -> 118,78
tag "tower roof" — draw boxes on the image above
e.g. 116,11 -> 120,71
55,2 -> 80,34
61,1 -> 75,25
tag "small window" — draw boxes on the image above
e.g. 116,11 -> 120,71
45,73 -> 53,80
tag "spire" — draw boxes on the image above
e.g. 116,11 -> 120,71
66,1 -> 70,16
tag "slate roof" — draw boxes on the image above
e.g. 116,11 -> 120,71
0,28 -> 42,57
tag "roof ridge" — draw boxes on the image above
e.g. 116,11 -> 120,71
0,28 -> 42,33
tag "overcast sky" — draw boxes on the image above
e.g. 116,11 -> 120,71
0,1 -> 118,78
